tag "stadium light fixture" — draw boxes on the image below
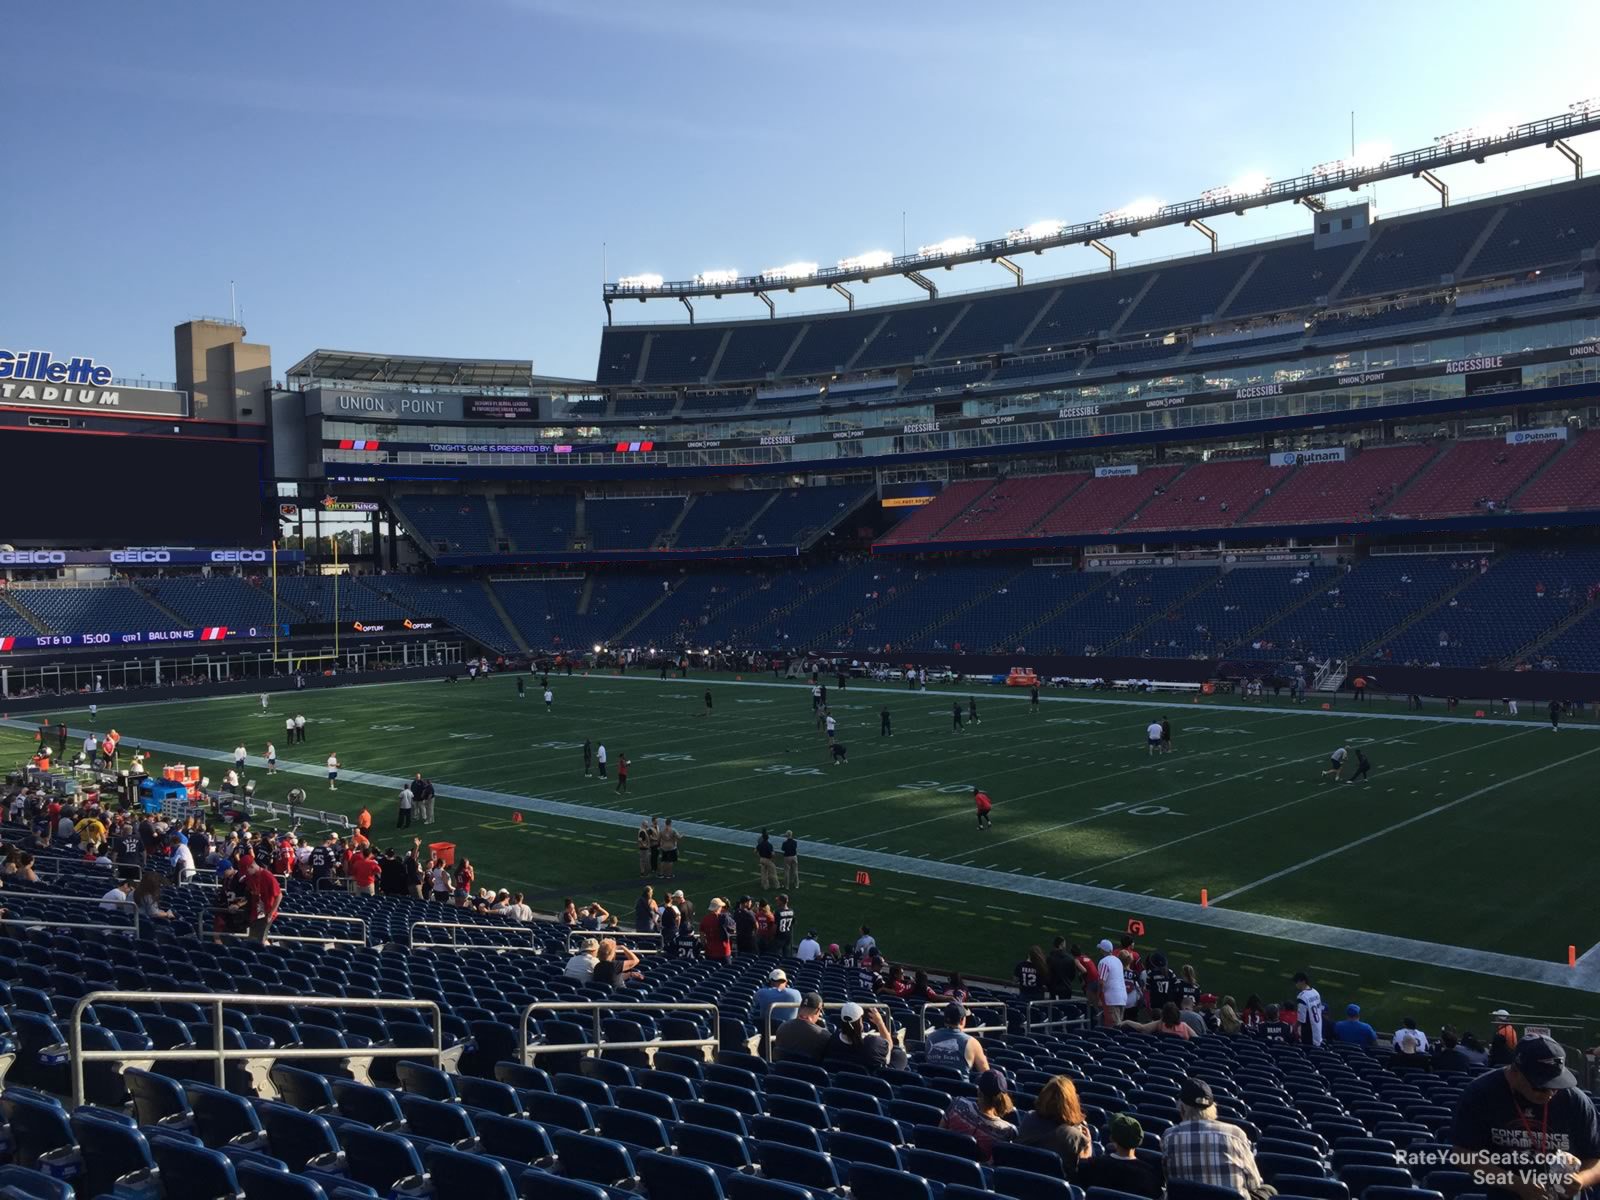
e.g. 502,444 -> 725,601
1201,172 -> 1271,204
916,236 -> 977,258
761,261 -> 820,282
1099,199 -> 1162,224
617,273 -> 665,290
1571,97 -> 1600,115
837,250 -> 894,272
1006,220 -> 1067,243
1435,119 -> 1514,147
694,269 -> 739,287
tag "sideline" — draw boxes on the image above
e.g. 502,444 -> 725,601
13,717 -> 1595,994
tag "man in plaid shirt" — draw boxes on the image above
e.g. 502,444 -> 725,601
1162,1077 -> 1270,1199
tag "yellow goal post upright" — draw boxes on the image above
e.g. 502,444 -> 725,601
271,537 -> 340,672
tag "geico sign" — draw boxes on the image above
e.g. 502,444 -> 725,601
209,550 -> 268,562
110,550 -> 171,563
0,550 -> 65,564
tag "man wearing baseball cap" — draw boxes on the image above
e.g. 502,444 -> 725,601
1162,1077 -> 1267,1198
1452,1034 -> 1600,1200
924,1000 -> 990,1078
754,968 -> 802,1046
1489,1009 -> 1520,1066
774,992 -> 831,1065
1332,1003 -> 1377,1049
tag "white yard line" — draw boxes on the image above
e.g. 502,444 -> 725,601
1211,742 -> 1600,905
25,718 -> 1596,995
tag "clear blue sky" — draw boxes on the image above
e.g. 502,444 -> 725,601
5,0 -> 1599,384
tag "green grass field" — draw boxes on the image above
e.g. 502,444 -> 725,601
8,671 -> 1599,1040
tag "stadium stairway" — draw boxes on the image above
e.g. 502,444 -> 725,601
655,499 -> 694,550
994,572 -> 1115,651
1504,432 -> 1583,507
0,593 -> 49,635
1218,568 -> 1345,655
1498,593 -> 1600,667
484,497 -> 510,553
897,564 -> 1031,648
1101,569 -> 1231,654
476,580 -> 531,656
1344,564 -> 1490,663
730,491 -> 783,548
607,577 -> 684,646
131,587 -> 192,629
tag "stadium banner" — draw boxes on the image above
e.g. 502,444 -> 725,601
0,348 -> 188,417
289,619 -> 445,637
313,388 -> 466,421
1270,448 -> 1346,467
0,626 -> 240,652
1506,426 -> 1568,445
1094,464 -> 1139,477
0,548 -> 301,567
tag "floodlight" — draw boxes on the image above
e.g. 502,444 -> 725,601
837,250 -> 894,271
617,273 -> 664,290
694,269 -> 739,287
1007,220 -> 1066,242
1571,97 -> 1600,115
1435,120 -> 1512,147
762,261 -> 819,281
916,236 -> 977,257
1100,199 -> 1161,223
1202,172 -> 1272,204
1347,141 -> 1392,169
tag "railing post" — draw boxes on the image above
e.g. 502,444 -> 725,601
213,998 -> 226,1088
70,997 -> 87,1109
593,1006 -> 603,1060
432,1000 -> 443,1068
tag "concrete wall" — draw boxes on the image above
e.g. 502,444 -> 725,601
175,319 -> 271,424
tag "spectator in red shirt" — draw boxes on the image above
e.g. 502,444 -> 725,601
241,854 -> 281,946
700,897 -> 735,961
347,849 -> 380,896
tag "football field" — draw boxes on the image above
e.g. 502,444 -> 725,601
9,671 -> 1599,1036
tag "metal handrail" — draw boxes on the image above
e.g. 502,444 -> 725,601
70,990 -> 442,1108
518,1000 -> 719,1066
195,909 -> 367,946
409,920 -> 540,952
1023,997 -> 1090,1034
563,929 -> 665,955
763,1000 -> 894,1061
918,999 -> 1008,1037
1,893 -> 139,938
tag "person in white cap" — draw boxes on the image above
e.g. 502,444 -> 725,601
825,1000 -> 906,1072
1097,939 -> 1129,1025
754,968 -> 802,1044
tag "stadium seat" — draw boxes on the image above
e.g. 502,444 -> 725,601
847,1162 -> 937,1200
757,1142 -> 845,1191
149,1135 -> 244,1200
826,1130 -> 904,1169
672,1122 -> 755,1171
339,1127 -> 425,1193
421,1145 -> 519,1200
69,1109 -> 159,1200
548,1129 -> 638,1188
236,1160 -> 330,1200
905,1147 -> 987,1189
639,1150 -> 727,1200
991,1167 -> 1078,1200
725,1176 -> 818,1200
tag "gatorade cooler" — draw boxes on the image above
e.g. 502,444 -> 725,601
186,766 -> 201,785
429,842 -> 456,867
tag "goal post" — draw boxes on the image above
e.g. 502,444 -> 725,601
271,538 -> 341,670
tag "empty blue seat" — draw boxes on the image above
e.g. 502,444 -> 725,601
339,1126 -> 425,1193
639,1068 -> 698,1101
679,1101 -> 750,1137
474,1112 -> 554,1166
1276,1179 -> 1351,1200
834,1110 -> 903,1145
906,1147 -> 987,1189
330,1080 -> 405,1128
523,1092 -> 594,1132
0,1089 -> 76,1171
0,1166 -> 71,1200
185,1082 -> 266,1149
398,1094 -> 477,1143
271,1065 -> 338,1113
421,1145 -> 518,1200
673,1121 -> 755,1171
1338,1166 -> 1418,1196
750,1116 -> 825,1153
848,1162 -> 936,1200
237,1159 -> 329,1200
640,1150 -> 726,1200
757,1142 -> 843,1192
725,1178 -> 816,1200
123,1068 -> 193,1130
991,1143 -> 1068,1179
457,1076 -> 524,1116
514,1171 -> 608,1200
257,1102 -> 342,1172
549,1129 -> 637,1188
70,1109 -> 158,1200
1170,1181 -> 1247,1200
826,1130 -> 903,1169
494,1061 -> 554,1093
150,1134 -> 244,1200
992,1166 -> 1077,1200
396,1060 -> 457,1100
595,1105 -> 670,1152
555,1073 -> 615,1109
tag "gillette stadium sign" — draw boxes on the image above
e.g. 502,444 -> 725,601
0,349 -> 189,417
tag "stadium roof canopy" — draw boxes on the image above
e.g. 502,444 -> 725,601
287,348 -> 593,390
